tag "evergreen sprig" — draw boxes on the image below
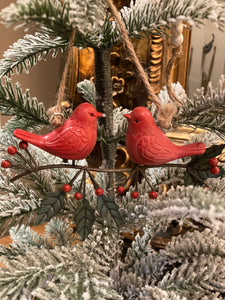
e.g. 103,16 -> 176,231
0,246 -> 122,300
77,79 -> 96,105
147,185 -> 225,232
175,78 -> 225,136
0,0 -> 70,34
120,0 -> 225,38
0,32 -> 68,77
159,254 -> 225,295
0,195 -> 40,235
0,77 -> 48,126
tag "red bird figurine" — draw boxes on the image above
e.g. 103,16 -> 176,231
124,106 -> 206,165
14,103 -> 103,160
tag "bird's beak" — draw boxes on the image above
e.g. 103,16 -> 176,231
96,112 -> 103,118
124,113 -> 131,120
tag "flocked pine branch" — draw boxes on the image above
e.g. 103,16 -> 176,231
119,0 -> 225,38
44,217 -> 76,247
0,31 -> 68,77
147,185 -> 225,232
140,286 -> 186,300
0,193 -> 40,235
9,224 -> 53,250
77,79 -> 96,105
0,0 -> 70,33
0,245 -> 122,299
0,0 -> 107,36
159,228 -> 225,267
0,77 -> 48,126
159,254 -> 225,296
175,76 -> 225,136
1,0 -> 225,51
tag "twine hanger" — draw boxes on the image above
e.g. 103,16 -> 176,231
107,0 -> 184,129
47,29 -> 76,127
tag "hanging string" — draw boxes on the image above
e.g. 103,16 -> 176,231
107,0 -> 177,129
166,44 -> 183,105
165,21 -> 184,106
47,28 -> 76,127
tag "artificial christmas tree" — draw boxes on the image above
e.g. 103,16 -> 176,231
0,0 -> 225,299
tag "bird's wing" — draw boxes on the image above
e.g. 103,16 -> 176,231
137,135 -> 174,164
44,125 -> 89,153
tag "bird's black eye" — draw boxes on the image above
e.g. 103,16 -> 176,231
90,113 -> 94,117
135,120 -> 139,123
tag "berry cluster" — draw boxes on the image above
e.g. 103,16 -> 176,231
1,142 -> 29,169
62,183 -> 104,201
209,157 -> 220,175
117,186 -> 158,199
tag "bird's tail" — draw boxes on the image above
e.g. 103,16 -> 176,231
14,129 -> 43,148
178,142 -> 206,157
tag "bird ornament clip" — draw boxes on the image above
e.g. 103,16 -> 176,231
124,106 -> 206,165
14,103 -> 103,161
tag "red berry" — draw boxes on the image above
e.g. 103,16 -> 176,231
74,192 -> 82,200
19,141 -> 28,150
149,191 -> 158,199
204,186 -> 210,190
95,188 -> 104,196
131,191 -> 139,199
7,146 -> 17,155
1,160 -> 11,169
210,166 -> 220,175
209,157 -> 218,167
117,186 -> 125,194
62,184 -> 71,193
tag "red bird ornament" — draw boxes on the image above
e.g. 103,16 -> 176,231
14,103 -> 103,160
124,106 -> 206,165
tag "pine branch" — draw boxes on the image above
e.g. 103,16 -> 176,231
120,0 -> 225,38
0,195 -> 40,235
9,224 -> 53,250
0,0 -> 70,33
175,78 -> 225,136
0,246 -> 122,300
147,185 -> 225,232
45,217 -> 76,247
0,78 -> 49,126
0,32 -> 68,77
160,229 -> 225,267
77,79 -> 96,105
0,0 -> 107,42
140,286 -> 186,300
69,0 -> 107,34
159,255 -> 225,295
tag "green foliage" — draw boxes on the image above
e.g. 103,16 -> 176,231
175,79 -> 225,137
69,0 -> 107,34
0,0 -> 70,33
0,78 -> 48,133
121,0 -> 225,38
9,224 -> 53,250
74,198 -> 95,240
36,190 -> 66,225
0,31 -> 67,77
140,286 -> 186,300
0,246 -> 122,300
147,185 -> 225,232
184,144 -> 225,186
45,217 -> 76,247
77,79 -> 96,105
97,194 -> 122,227
0,194 -> 40,236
